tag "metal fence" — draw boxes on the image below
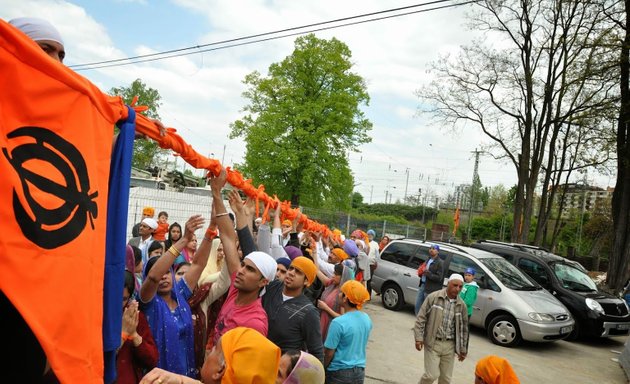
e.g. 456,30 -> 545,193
301,206 -> 452,241
125,188 -> 452,242
127,187 -> 213,239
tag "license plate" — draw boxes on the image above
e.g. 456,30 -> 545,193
617,324 -> 630,330
560,326 -> 573,334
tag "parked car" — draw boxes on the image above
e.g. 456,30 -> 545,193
371,239 -> 574,347
471,240 -> 630,340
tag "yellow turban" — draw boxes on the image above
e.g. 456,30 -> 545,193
475,355 -> 520,384
282,219 -> 293,226
142,206 -> 155,216
331,248 -> 349,261
220,327 -> 280,384
291,256 -> 317,287
340,280 -> 370,309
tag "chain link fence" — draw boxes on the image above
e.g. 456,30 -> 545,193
125,188 -> 452,242
301,206 -> 452,241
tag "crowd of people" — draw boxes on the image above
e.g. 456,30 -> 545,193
118,168 -> 377,383
6,16 -> 522,384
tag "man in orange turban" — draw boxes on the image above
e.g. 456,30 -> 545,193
324,281 -> 372,383
475,355 -> 520,384
262,256 -> 324,362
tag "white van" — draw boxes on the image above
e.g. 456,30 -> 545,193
371,240 -> 574,347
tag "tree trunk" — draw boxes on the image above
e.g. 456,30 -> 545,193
609,0 -> 630,292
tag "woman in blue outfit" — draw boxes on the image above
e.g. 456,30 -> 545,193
139,214 -> 210,379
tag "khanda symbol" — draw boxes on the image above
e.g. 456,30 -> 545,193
2,127 -> 98,249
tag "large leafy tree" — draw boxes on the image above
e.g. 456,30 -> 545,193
110,79 -> 166,169
230,34 -> 372,208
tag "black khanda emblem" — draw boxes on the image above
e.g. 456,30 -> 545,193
2,127 -> 98,249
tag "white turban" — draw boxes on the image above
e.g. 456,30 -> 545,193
245,251 -> 277,287
448,273 -> 464,283
142,217 -> 158,230
9,17 -> 64,46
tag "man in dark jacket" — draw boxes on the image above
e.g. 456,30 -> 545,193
415,244 -> 445,315
262,256 -> 324,362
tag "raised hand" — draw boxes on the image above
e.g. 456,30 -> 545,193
122,300 -> 139,335
228,189 -> 244,214
208,167 -> 227,193
183,215 -> 205,240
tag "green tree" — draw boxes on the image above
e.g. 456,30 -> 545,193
230,34 -> 372,208
109,79 -> 167,170
351,192 -> 364,209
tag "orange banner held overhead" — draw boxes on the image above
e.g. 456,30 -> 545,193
133,115 -> 333,238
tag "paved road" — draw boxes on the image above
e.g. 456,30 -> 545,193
363,300 -> 628,384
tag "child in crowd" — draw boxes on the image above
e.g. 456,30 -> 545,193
152,211 -> 169,241
460,267 -> 479,318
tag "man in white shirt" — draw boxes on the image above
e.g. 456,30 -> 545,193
366,229 -> 380,297
128,217 -> 157,265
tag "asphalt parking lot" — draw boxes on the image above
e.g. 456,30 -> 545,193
363,300 -> 629,384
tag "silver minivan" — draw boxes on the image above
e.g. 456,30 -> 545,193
371,240 -> 574,347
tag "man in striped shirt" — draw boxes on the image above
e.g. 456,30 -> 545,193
414,273 -> 469,384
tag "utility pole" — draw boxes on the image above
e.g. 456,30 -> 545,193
370,185 -> 373,204
404,168 -> 410,202
466,149 -> 482,240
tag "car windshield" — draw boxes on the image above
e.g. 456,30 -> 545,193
481,258 -> 540,290
552,262 -> 597,292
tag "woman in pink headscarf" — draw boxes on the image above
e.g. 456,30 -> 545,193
277,350 -> 325,384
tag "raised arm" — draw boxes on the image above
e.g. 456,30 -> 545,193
210,168 -> 240,275
228,190 -> 257,256
183,203 -> 218,291
140,215 -> 204,303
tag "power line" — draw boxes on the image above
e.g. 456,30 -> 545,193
70,0 -> 477,71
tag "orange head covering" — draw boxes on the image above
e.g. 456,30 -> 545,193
220,327 -> 280,384
282,219 -> 292,227
475,355 -> 520,384
340,280 -> 370,309
291,256 -> 317,287
330,248 -> 349,261
142,206 -> 155,216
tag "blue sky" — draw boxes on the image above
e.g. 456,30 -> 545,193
1,0 -> 615,205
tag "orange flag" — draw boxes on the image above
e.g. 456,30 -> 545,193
0,20 -> 127,383
453,205 -> 460,236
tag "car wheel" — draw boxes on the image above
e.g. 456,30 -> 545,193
487,314 -> 522,347
381,283 -> 404,311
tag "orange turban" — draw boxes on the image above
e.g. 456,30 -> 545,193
475,355 -> 520,384
331,248 -> 349,261
142,206 -> 155,216
341,280 -> 370,309
291,256 -> 317,287
220,327 -> 280,384
282,219 -> 292,226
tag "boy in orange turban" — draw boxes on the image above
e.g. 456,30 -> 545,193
324,281 -> 372,383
